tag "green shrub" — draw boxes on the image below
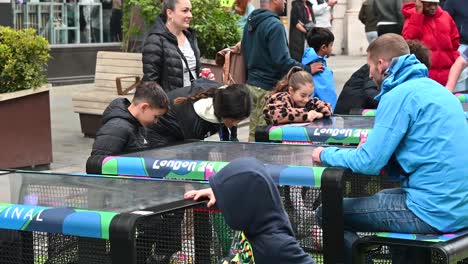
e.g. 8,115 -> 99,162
122,0 -> 241,59
0,27 -> 50,93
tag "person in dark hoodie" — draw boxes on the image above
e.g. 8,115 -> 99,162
142,0 -> 200,92
184,157 -> 316,264
242,0 -> 324,141
90,82 -> 169,156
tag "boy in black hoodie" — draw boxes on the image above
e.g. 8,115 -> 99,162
90,82 -> 169,156
185,157 -> 316,264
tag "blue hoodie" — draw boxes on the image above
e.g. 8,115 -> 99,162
209,157 -> 315,264
241,9 -> 311,90
320,54 -> 468,233
302,48 -> 337,110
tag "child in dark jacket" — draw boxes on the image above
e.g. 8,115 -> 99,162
90,82 -> 169,156
185,157 -> 316,264
302,27 -> 337,110
263,66 -> 332,125
147,83 -> 251,147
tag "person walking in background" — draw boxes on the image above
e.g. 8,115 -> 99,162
233,0 -> 255,35
373,0 -> 404,36
309,0 -> 337,30
402,0 -> 460,85
241,0 -> 323,141
142,0 -> 201,92
359,0 -> 378,43
110,0 -> 122,41
444,0 -> 468,91
289,0 -> 315,61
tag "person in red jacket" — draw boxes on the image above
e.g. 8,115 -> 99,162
402,0 -> 459,85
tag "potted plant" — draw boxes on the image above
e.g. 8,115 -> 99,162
0,26 -> 52,169
122,0 -> 241,79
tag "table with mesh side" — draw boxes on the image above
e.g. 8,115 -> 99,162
254,116 -> 374,145
0,170 -> 211,264
85,141 -> 403,264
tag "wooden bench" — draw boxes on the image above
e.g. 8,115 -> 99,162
72,51 -> 143,137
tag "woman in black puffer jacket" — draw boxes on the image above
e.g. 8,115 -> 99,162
142,0 -> 201,92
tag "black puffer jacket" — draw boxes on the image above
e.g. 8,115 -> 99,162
142,15 -> 201,92
91,98 -> 149,156
334,64 -> 379,115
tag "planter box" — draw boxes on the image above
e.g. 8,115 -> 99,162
0,86 -> 53,169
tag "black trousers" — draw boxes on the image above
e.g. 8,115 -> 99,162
377,24 -> 403,36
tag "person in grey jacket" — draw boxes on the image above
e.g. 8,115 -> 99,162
374,0 -> 404,36
142,0 -> 201,93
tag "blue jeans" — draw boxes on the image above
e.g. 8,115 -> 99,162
455,44 -> 468,92
316,188 -> 438,264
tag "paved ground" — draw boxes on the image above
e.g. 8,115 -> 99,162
48,55 -> 367,173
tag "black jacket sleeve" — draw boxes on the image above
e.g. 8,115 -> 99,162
91,119 -> 130,156
290,2 -> 301,28
142,34 -> 163,82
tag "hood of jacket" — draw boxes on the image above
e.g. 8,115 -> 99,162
247,9 -> 279,33
148,15 -> 196,44
402,2 -> 443,19
209,157 -> 294,237
302,47 -> 327,65
101,98 -> 141,127
374,54 -> 428,101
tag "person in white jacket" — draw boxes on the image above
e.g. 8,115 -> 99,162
309,0 -> 337,29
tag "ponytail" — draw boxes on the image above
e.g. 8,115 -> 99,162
272,66 -> 312,94
174,88 -> 218,104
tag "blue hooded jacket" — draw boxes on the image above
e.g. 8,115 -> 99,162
209,157 -> 315,264
302,48 -> 337,110
320,54 -> 468,233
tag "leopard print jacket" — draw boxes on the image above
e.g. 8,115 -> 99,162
263,92 -> 332,125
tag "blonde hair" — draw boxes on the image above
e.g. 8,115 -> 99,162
272,66 -> 314,94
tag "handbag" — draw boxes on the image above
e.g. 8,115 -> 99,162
215,44 -> 246,85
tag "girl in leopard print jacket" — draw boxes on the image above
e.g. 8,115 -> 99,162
263,66 -> 332,125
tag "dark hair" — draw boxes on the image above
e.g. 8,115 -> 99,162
160,0 -> 179,22
367,33 -> 409,63
133,82 -> 170,110
175,84 -> 252,120
406,39 -> 432,68
272,66 -> 314,93
306,27 -> 335,52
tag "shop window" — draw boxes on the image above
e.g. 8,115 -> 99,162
12,0 -> 120,44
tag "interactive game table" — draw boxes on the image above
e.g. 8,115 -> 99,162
255,116 -> 374,144
86,141 -> 401,264
0,170 -> 212,264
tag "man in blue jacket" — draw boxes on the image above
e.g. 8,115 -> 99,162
312,33 -> 468,263
242,0 -> 323,141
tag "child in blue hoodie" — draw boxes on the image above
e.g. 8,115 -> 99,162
302,27 -> 337,110
185,157 -> 316,264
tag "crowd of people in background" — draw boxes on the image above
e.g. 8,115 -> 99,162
88,0 -> 468,263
